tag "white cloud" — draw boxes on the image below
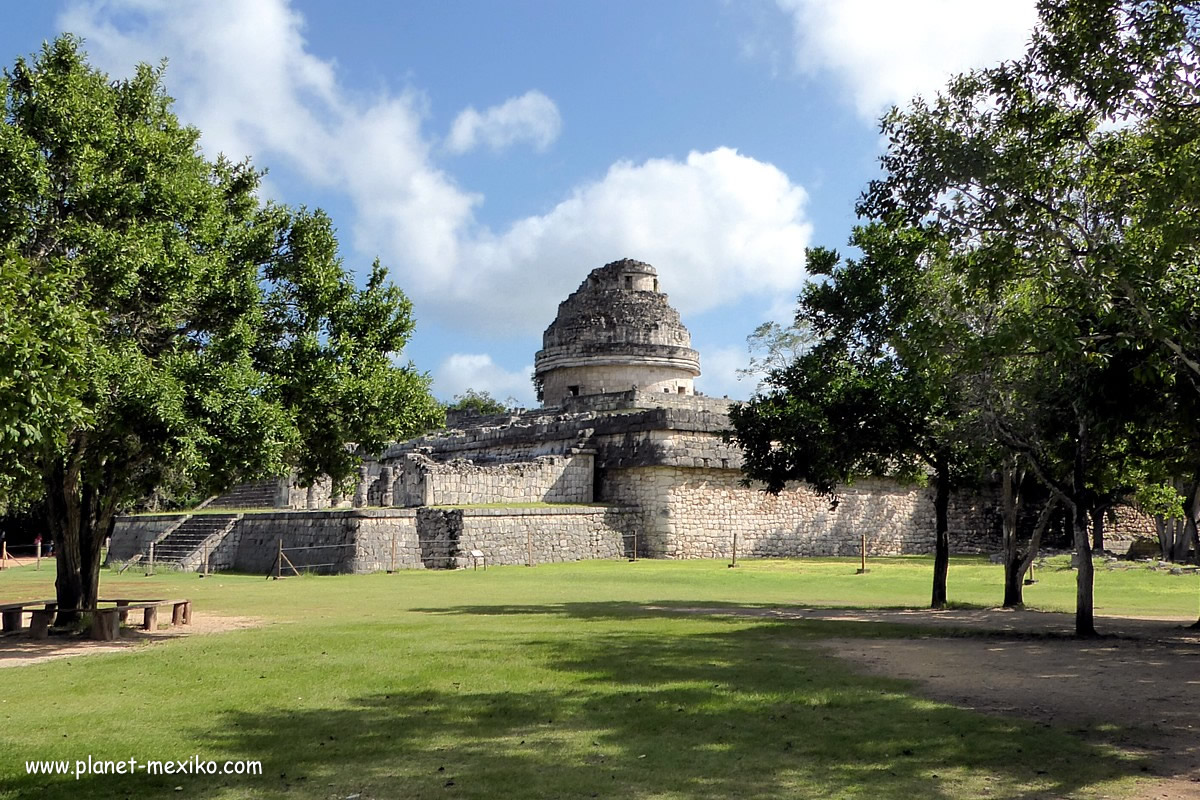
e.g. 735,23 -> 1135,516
441,146 -> 813,331
446,91 -> 562,154
434,354 -> 534,406
61,0 -> 481,290
776,0 -> 1040,119
61,1 -> 814,337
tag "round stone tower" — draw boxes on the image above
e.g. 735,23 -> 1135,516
534,259 -> 701,407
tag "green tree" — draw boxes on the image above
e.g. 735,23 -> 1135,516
730,230 -> 986,609
0,37 -> 443,616
446,389 -> 512,416
736,320 -> 815,388
856,0 -> 1199,635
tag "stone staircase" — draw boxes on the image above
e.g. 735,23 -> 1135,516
204,479 -> 283,509
146,514 -> 241,571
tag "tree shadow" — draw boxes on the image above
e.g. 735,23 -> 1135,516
7,604 -> 1154,799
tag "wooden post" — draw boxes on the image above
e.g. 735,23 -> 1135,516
1,540 -> 7,570
729,532 -> 738,568
276,539 -> 283,580
526,527 -> 533,567
146,542 -> 155,576
202,543 -> 210,578
856,534 -> 870,574
35,540 -> 41,570
389,529 -> 397,573
90,609 -> 119,642
29,610 -> 50,639
630,530 -> 638,562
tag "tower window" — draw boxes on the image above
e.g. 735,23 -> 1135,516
568,385 -> 580,397
624,275 -> 633,289
677,386 -> 686,394
653,279 -> 658,292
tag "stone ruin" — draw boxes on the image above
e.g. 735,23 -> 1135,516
110,258 -> 1017,573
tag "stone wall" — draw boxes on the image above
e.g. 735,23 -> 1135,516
351,512 -> 422,572
558,388 -> 734,416
602,466 -> 1000,559
110,505 -> 629,573
416,505 -> 635,568
1100,505 -> 1159,557
391,451 -> 594,507
106,515 -> 179,561
232,509 -> 419,574
540,363 -> 697,408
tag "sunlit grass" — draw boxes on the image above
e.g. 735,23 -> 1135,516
0,555 -> 1189,798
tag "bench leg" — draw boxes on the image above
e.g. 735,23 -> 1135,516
29,612 -> 50,640
182,601 -> 191,625
89,610 -> 119,641
142,606 -> 158,631
1,609 -> 21,633
117,600 -> 130,625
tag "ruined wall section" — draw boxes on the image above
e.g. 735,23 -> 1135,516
558,388 -> 734,416
105,515 -> 178,562
603,466 -> 1000,560
417,506 -> 635,568
232,509 -> 420,574
391,451 -> 594,507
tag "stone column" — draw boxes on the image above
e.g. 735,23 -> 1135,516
379,466 -> 394,507
353,466 -> 369,508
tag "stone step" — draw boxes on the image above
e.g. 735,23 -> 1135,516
149,514 -> 242,565
206,479 -> 282,509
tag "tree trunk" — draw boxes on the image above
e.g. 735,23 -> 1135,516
1172,517 -> 1189,562
1001,463 -> 1022,608
46,445 -> 109,624
1185,480 -> 1200,565
1005,495 -> 1056,608
1002,549 -> 1024,608
931,462 -> 950,610
1018,497 -> 1054,580
1156,514 -> 1171,561
1073,505 -> 1097,637
1071,432 -> 1097,638
1090,506 -> 1105,554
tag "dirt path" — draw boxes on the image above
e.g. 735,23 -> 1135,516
0,614 -> 263,668
673,606 -> 1200,798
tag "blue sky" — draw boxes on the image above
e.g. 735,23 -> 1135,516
1,1 -> 1041,406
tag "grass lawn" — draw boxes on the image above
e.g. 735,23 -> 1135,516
0,555 -> 1195,799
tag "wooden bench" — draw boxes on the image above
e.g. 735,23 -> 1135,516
0,599 -> 191,641
88,599 -> 191,641
0,600 -> 57,635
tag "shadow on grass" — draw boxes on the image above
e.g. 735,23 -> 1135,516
7,606 -> 1151,800
415,598 -> 1197,641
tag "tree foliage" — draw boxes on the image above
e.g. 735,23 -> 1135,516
730,226 -> 986,608
446,389 -> 513,416
856,0 -> 1199,635
735,321 -> 815,388
0,37 -> 443,613
733,0 -> 1199,631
